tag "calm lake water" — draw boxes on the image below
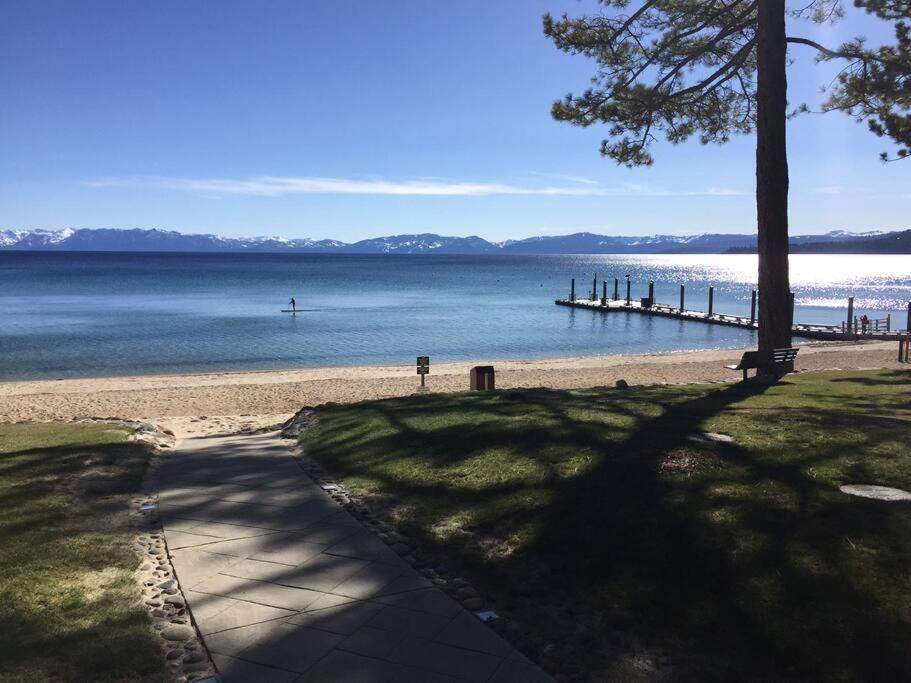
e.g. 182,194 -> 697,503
1,252 -> 909,380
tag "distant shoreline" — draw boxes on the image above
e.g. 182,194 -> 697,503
3,227 -> 908,255
1,341 -> 900,436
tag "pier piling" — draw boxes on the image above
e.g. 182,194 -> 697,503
555,288 -> 902,342
592,276 -> 597,301
907,301 -> 910,332
613,278 -> 619,301
847,297 -> 855,336
648,281 -> 654,302
625,278 -> 631,305
570,278 -> 575,303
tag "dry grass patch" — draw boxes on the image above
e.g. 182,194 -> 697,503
0,423 -> 163,682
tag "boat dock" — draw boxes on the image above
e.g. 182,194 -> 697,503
556,277 -> 911,342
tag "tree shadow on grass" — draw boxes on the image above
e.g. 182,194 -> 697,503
828,369 -> 911,387
305,377 -> 911,680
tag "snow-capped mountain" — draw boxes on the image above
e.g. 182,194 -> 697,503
0,227 -> 905,254
341,233 -> 497,254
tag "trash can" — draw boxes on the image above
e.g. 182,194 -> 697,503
640,297 -> 654,308
470,366 -> 495,391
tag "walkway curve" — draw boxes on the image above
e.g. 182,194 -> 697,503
159,431 -> 552,682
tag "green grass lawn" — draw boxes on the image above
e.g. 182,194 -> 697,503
0,423 -> 163,682
301,369 -> 911,680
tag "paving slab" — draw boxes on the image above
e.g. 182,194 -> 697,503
299,649 -> 459,683
389,637 -> 502,682
191,573 -> 325,611
161,431 -> 552,682
210,654 -> 299,682
287,596 -> 384,635
169,547 -> 247,590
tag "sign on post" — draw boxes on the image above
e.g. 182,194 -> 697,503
416,356 -> 429,388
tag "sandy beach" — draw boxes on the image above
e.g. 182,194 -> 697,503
1,340 -> 903,436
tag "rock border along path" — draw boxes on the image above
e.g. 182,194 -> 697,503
159,431 -> 551,682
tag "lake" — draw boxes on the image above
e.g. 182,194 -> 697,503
1,252 -> 908,380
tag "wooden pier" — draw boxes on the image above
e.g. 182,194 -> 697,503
556,277 -> 911,342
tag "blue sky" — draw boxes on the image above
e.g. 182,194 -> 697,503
1,0 -> 907,241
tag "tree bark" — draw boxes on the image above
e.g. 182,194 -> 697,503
756,0 -> 792,369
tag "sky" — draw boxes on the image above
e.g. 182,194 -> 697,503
1,0 -> 908,241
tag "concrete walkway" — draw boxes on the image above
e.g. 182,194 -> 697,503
159,432 -> 551,682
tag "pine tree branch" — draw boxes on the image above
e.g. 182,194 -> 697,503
786,35 -> 903,72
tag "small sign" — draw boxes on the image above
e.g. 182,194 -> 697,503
417,356 -> 429,375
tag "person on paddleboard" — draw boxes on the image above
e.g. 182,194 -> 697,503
289,297 -> 296,312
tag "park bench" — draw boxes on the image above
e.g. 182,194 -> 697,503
725,347 -> 799,381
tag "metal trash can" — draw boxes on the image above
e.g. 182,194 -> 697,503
470,366 -> 495,391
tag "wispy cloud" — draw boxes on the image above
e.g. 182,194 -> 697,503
525,171 -> 601,186
83,175 -> 748,198
813,185 -> 843,195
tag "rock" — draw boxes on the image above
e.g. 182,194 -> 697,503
463,598 -> 484,610
147,599 -> 162,607
167,649 -> 183,660
687,432 -> 734,444
161,625 -> 194,641
152,609 -> 167,618
840,484 -> 911,501
457,587 -> 479,600
171,618 -> 188,624
165,595 -> 185,607
185,664 -> 218,683
615,379 -> 629,389
184,652 -> 205,664
162,588 -> 179,595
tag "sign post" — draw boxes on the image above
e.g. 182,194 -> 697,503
416,356 -> 429,390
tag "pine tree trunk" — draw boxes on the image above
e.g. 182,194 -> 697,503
756,0 -> 792,370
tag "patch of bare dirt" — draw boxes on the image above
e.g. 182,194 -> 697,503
658,447 -> 721,474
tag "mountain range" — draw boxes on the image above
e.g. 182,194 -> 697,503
1,227 -> 907,254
